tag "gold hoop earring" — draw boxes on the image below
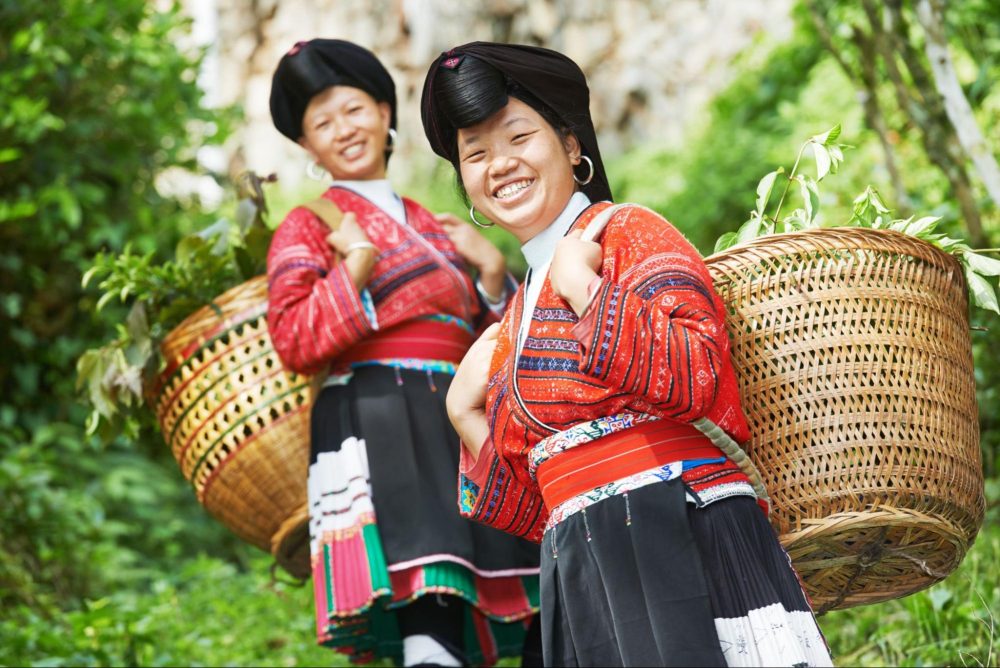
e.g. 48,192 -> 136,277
469,206 -> 494,228
573,155 -> 594,186
306,160 -> 328,181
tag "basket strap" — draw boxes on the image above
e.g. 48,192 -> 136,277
300,197 -> 345,398
301,197 -> 344,231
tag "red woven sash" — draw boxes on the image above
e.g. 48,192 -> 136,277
536,419 -> 724,510
335,318 -> 473,366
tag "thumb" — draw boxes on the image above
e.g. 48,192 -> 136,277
480,322 -> 501,341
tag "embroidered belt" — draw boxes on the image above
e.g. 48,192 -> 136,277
535,419 -> 724,511
335,318 -> 473,366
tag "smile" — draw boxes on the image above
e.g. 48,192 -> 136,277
494,179 -> 534,200
341,142 -> 365,158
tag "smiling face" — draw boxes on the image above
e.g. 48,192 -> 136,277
457,97 -> 581,243
298,85 -> 392,181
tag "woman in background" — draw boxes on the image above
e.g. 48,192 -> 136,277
421,41 -> 832,667
267,39 -> 540,667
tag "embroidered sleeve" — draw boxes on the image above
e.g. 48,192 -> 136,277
571,209 -> 727,423
458,436 -> 548,543
266,209 -> 376,375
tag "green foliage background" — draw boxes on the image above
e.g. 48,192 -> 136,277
2,0 -> 998,666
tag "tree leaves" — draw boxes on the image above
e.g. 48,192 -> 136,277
712,126 -> 1000,315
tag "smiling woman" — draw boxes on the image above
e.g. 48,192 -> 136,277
264,39 -> 542,667
421,42 -> 835,667
457,98 -> 580,243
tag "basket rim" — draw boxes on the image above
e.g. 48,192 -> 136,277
705,226 -> 963,273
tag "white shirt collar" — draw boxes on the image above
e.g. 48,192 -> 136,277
334,179 -> 405,225
520,191 -> 592,274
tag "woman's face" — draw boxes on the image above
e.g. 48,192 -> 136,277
299,85 -> 391,181
457,97 -> 581,243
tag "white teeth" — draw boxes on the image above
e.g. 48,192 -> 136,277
343,143 -> 363,158
495,180 -> 532,199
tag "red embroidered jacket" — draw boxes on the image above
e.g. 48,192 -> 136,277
459,203 -> 751,542
267,187 -> 504,375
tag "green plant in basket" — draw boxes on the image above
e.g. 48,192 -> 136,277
77,172 -> 278,441
714,124 -> 1000,313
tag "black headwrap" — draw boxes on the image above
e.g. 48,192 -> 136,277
270,39 -> 396,142
421,42 -> 612,202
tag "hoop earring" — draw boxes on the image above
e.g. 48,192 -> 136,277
469,206 -> 494,228
306,160 -> 328,181
386,128 -> 397,153
573,155 -> 594,186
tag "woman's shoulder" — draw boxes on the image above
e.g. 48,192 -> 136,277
271,203 -> 332,245
596,202 -> 703,261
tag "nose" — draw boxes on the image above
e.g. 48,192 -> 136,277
488,153 -> 518,179
333,118 -> 356,141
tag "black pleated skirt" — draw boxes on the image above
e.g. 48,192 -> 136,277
540,478 -> 832,667
308,365 -> 540,663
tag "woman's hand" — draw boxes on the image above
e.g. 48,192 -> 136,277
446,322 -> 501,458
436,213 -> 507,301
325,212 -> 377,290
550,229 -> 602,317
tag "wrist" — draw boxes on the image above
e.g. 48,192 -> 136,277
345,241 -> 377,255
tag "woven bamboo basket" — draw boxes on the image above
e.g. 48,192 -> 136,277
704,227 -> 985,613
148,275 -> 312,579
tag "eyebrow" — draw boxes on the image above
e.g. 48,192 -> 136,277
460,115 -> 533,148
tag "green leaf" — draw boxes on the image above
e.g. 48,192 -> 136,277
928,585 -> 952,612
174,234 -> 208,267
810,124 -> 841,147
714,231 -> 738,253
755,168 -> 783,217
965,251 -> 1000,276
813,145 -> 831,181
736,214 -> 764,245
797,175 -> 820,223
0,147 -> 22,163
904,216 -> 941,238
966,269 -> 1000,314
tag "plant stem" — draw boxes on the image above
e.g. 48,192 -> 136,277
773,141 -> 809,224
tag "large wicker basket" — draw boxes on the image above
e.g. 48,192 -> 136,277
148,275 -> 312,578
704,227 -> 985,613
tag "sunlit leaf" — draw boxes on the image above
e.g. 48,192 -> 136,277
966,269 -> 1000,314
813,145 -> 831,181
714,231 -> 738,253
736,214 -> 763,245
755,168 -> 783,216
797,176 -> 820,222
965,251 -> 1000,276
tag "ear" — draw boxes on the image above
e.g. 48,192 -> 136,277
297,136 -> 317,158
377,101 -> 392,133
562,132 -> 582,164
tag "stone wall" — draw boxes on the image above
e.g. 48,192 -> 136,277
188,0 -> 794,190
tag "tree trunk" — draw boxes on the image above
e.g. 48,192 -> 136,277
916,0 -> 1000,223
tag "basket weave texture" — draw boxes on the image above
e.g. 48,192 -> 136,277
150,275 -> 311,578
705,227 -> 985,612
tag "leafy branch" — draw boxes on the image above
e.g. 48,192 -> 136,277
76,172 -> 278,439
714,125 -> 1000,314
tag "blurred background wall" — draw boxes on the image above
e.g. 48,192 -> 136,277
181,0 -> 794,188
